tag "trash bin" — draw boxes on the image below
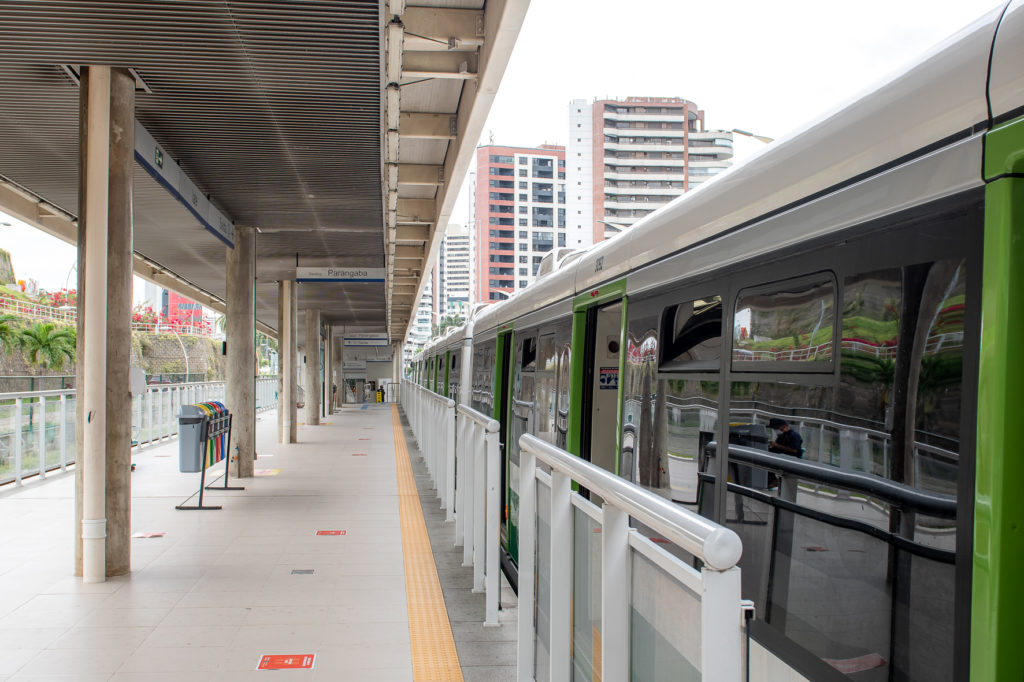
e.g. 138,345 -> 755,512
178,405 -> 209,473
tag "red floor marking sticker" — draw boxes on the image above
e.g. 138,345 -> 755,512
257,654 -> 316,670
352,453 -> 368,456
316,530 -> 347,536
358,437 -> 371,440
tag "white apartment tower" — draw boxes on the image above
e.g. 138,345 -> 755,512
568,97 -> 734,243
438,223 -> 472,317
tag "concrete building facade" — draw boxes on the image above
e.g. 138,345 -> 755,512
567,97 -> 734,244
474,144 -> 566,302
438,223 -> 472,317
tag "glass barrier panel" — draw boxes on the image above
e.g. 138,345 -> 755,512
630,549 -> 701,680
66,396 -> 76,464
535,478 -> 551,682
572,505 -> 601,681
0,400 -> 14,482
44,396 -> 60,470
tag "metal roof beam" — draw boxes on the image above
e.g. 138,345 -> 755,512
402,51 -> 478,80
397,198 -> 436,224
394,245 -> 425,261
402,7 -> 484,51
398,112 -> 458,139
397,164 -> 444,187
396,225 -> 429,242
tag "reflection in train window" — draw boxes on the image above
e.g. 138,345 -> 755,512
732,274 -> 835,370
716,258 -> 970,680
659,296 -> 722,372
535,334 -> 557,444
621,308 -> 659,486
556,344 -> 571,450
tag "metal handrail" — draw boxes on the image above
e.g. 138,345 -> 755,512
708,442 -> 957,517
457,404 -> 499,433
519,433 -> 742,570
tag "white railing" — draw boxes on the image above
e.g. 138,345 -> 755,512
401,379 -> 502,626
0,377 -> 278,487
518,433 -> 746,681
0,295 -> 217,337
456,403 -> 501,626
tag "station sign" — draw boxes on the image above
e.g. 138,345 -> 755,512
296,267 -> 385,282
134,121 -> 234,247
344,333 -> 389,347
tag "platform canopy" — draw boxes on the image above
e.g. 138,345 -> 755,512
0,0 -> 527,342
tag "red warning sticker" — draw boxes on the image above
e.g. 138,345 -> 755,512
352,453 -> 368,457
257,654 -> 316,670
316,530 -> 347,536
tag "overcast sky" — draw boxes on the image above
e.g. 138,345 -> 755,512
0,0 -> 1005,292
449,0 -> 1003,222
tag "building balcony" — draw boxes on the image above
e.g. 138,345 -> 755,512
602,110 -> 690,123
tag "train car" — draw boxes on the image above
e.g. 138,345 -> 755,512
408,4 -> 1024,680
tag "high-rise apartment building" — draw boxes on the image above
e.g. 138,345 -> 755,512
567,97 -> 733,245
475,145 -> 566,302
404,272 -> 433,363
438,223 -> 472,317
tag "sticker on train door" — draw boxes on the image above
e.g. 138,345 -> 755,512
599,367 -> 618,390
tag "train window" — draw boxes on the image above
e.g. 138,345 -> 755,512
622,308 -> 659,484
521,336 -> 537,371
536,334 -> 558,443
659,296 -> 722,371
719,257 -> 971,680
732,273 -> 835,372
556,344 -> 571,450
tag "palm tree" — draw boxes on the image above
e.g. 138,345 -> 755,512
20,322 -> 76,371
0,313 -> 21,354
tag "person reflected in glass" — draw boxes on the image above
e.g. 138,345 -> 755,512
768,418 -> 803,457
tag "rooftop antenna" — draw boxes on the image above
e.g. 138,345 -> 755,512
488,129 -> 494,145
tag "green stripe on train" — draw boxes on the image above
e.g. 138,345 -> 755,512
974,113 -> 1024,682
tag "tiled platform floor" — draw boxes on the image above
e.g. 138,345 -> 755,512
0,404 -> 516,680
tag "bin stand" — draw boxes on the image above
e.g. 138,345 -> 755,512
205,413 -> 245,492
176,418 -> 222,511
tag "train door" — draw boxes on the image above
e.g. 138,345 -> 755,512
506,330 -> 537,565
493,330 -> 515,574
442,350 -> 451,398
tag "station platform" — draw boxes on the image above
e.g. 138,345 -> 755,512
0,405 -> 516,681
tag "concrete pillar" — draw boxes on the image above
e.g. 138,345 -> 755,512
277,281 -> 285,441
323,324 -> 330,417
74,66 -> 134,581
226,226 -> 256,477
279,280 -> 297,443
288,282 -> 298,441
392,341 -> 401,384
338,326 -> 346,406
325,325 -> 334,413
305,308 -> 321,425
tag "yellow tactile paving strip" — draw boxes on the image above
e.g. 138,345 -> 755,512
392,404 -> 465,681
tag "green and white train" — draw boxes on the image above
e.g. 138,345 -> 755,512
411,3 -> 1023,679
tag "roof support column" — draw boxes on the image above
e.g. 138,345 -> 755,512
74,65 -> 134,581
392,342 -> 401,386
278,280 -> 298,443
225,226 -> 255,477
305,308 -> 321,425
326,325 -> 335,414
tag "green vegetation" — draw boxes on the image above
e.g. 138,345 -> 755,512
19,322 -> 76,371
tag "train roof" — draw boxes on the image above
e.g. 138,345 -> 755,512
426,2 -> 1020,344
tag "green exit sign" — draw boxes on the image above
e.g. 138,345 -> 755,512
154,146 -> 163,169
